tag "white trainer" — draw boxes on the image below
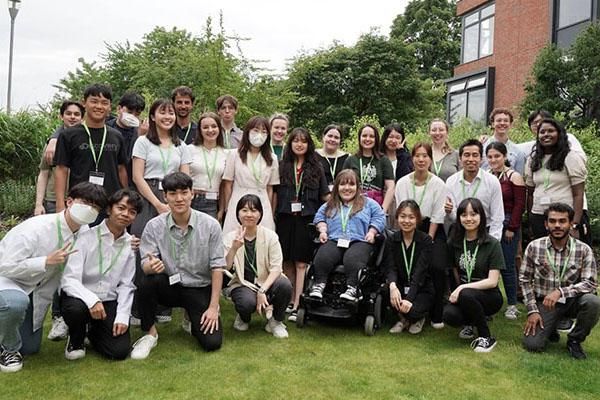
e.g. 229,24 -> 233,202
233,314 -> 249,331
265,318 -> 289,339
130,334 -> 158,360
47,316 -> 69,341
64,337 -> 86,361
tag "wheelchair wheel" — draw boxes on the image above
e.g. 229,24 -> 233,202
374,294 -> 383,328
364,315 -> 375,336
296,308 -> 306,328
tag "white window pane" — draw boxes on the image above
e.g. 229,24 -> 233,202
480,17 -> 494,57
467,76 -> 486,89
463,25 -> 479,62
465,12 -> 479,26
449,81 -> 466,93
558,0 -> 592,28
481,4 -> 495,19
449,93 -> 467,124
467,89 -> 487,123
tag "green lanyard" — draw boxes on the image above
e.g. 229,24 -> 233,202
542,167 -> 551,191
462,239 -> 480,283
159,145 -> 173,176
325,156 -> 338,181
167,213 -> 194,267
359,156 -> 374,187
202,146 -> 218,187
183,124 -> 192,143
294,160 -> 304,200
340,205 -> 353,234
411,173 -> 430,207
488,168 -> 506,181
96,228 -> 126,276
401,240 -> 416,278
461,175 -> 482,199
433,157 -> 444,176
250,154 -> 263,186
546,237 -> 574,283
56,214 -> 78,271
244,241 -> 259,277
82,123 -> 107,171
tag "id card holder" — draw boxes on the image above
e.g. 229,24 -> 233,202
328,184 -> 334,192
169,273 -> 182,286
96,281 -> 110,299
337,237 -> 350,248
158,180 -> 163,191
291,201 -> 302,213
205,192 -> 218,200
403,286 -> 410,295
540,196 -> 551,206
89,171 -> 105,186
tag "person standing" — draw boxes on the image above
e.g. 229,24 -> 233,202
171,86 -> 197,145
315,125 -> 348,191
216,94 -> 243,149
269,113 -> 289,161
428,119 -> 459,182
481,108 -> 526,175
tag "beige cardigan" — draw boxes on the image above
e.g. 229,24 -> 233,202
223,225 -> 283,290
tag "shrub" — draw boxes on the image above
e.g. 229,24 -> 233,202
0,179 -> 36,218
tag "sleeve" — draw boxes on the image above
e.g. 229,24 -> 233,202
382,238 -> 398,285
179,143 -> 192,165
524,156 -> 534,187
139,221 -> 161,263
382,157 -> 395,181
131,136 -> 148,160
268,160 -> 280,186
319,169 -> 330,197
53,130 -> 71,167
117,134 -> 128,165
407,236 -> 433,302
50,129 -> 62,140
519,243 -> 539,315
0,230 -> 47,284
444,175 -> 458,224
368,199 -> 386,233
560,245 -> 598,298
60,234 -> 100,308
395,152 -> 414,181
342,155 -> 357,173
222,150 -> 236,181
513,149 -> 526,176
508,181 -> 526,232
564,151 -> 587,186
488,178 -> 505,241
488,239 -> 506,271
313,203 -> 327,224
208,221 -> 226,269
114,251 -> 136,326
267,231 -> 283,273
431,179 -> 447,225
39,145 -> 49,170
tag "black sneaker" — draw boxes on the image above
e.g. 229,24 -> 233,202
471,337 -> 497,353
0,349 -> 23,373
557,318 -> 574,332
567,339 -> 586,360
549,330 -> 560,343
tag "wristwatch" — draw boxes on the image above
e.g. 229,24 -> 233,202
258,287 -> 267,294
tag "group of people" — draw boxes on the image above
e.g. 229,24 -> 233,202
0,82 -> 598,374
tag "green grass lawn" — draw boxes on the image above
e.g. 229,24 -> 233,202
3,301 -> 599,400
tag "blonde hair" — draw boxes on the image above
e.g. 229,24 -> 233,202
428,118 -> 452,154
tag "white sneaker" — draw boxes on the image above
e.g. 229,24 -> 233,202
339,286 -> 358,301
309,283 -> 326,299
181,317 -> 191,335
233,314 -> 249,332
430,321 -> 445,330
47,316 -> 69,341
130,334 -> 158,360
408,318 -> 426,335
459,325 -> 475,340
64,337 -> 86,361
265,318 -> 289,339
504,305 -> 520,320
389,319 -> 408,334
471,336 -> 497,353
0,349 -> 23,373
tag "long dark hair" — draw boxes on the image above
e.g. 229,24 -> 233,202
530,118 -> 570,172
238,116 -> 274,166
280,127 -> 324,189
451,198 -> 488,244
147,99 -> 181,146
194,112 -> 224,147
485,142 -> 511,167
356,124 -> 382,159
324,169 -> 365,218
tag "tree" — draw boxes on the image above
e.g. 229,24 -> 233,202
390,0 -> 460,82
522,23 -> 600,127
285,31 -> 444,134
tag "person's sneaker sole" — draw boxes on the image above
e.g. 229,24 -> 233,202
0,363 -> 23,373
473,341 -> 497,353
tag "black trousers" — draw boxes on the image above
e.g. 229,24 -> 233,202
313,240 -> 373,287
138,274 -> 222,352
403,291 -> 435,323
442,288 -> 503,338
60,294 -> 130,360
230,276 -> 292,323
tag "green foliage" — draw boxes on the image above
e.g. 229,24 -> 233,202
0,179 -> 35,218
0,111 -> 55,180
390,0 -> 461,82
286,32 -> 444,134
522,23 -> 600,127
343,115 -> 383,155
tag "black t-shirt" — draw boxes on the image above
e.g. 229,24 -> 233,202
176,122 -> 198,145
107,119 -> 137,188
54,124 -> 128,196
244,238 -> 257,283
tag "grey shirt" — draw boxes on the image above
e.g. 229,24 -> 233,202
140,210 -> 226,287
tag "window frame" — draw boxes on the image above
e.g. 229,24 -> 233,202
460,2 -> 496,63
552,0 -> 598,48
445,67 -> 495,125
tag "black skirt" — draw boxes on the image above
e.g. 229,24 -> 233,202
276,213 -> 315,263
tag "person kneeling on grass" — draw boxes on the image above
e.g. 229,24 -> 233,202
520,203 -> 600,360
383,200 -> 434,335
443,198 -> 505,353
224,194 -> 293,338
60,189 -> 142,361
0,182 -> 107,373
130,172 -> 225,360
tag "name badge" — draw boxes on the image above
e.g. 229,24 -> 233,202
337,238 -> 350,248
403,286 -> 410,295
158,180 -> 163,191
328,184 -> 334,192
557,296 -> 566,304
205,192 -> 218,200
291,202 -> 302,213
169,273 -> 182,286
540,196 -> 551,206
89,171 -> 105,186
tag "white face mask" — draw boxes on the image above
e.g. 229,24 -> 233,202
69,203 -> 99,225
120,112 -> 140,128
249,131 -> 268,147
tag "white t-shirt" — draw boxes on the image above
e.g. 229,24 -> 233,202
188,144 -> 228,193
132,136 -> 191,179
395,172 -> 448,224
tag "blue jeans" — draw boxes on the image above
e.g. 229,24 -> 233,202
500,226 -> 520,306
0,289 -> 29,352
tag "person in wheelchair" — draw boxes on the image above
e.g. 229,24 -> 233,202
309,169 -> 386,302
224,194 -> 293,338
382,200 -> 434,335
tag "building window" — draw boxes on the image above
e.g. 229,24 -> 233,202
461,3 -> 495,63
446,70 -> 494,124
554,0 -> 597,48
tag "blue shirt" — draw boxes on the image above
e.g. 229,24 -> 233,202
313,197 -> 386,242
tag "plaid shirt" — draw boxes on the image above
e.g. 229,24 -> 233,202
519,236 -> 597,315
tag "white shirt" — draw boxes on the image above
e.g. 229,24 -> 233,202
395,172 -> 448,224
187,144 -> 228,193
445,168 -> 505,241
0,211 -> 87,331
132,136 -> 192,180
61,220 -> 135,326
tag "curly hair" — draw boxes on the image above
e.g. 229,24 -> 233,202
529,118 -> 570,172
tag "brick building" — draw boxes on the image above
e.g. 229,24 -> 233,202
446,0 -> 599,124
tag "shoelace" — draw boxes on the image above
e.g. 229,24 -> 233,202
470,337 -> 489,349
2,351 -> 22,365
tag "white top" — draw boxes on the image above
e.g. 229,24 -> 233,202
187,144 -> 228,193
395,172 -> 448,224
132,136 -> 192,180
60,220 -> 135,326
445,168 -> 505,241
0,211 -> 88,331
